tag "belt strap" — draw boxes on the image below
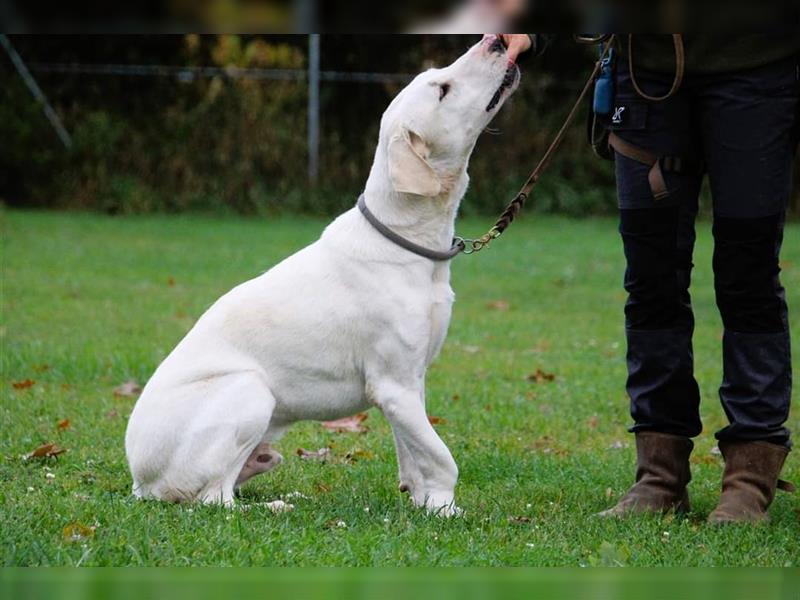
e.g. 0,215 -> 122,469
608,132 -> 669,201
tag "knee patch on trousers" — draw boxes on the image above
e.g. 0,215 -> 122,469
712,213 -> 788,333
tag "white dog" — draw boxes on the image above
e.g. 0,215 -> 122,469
125,36 -> 520,515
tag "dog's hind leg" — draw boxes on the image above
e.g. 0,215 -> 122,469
165,370 -> 276,506
235,443 -> 283,489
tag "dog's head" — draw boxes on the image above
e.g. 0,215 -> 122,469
378,35 -> 520,198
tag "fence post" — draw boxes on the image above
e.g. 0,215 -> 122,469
1,34 -> 73,150
307,34 -> 320,185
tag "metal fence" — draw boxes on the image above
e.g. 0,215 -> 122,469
3,34 -> 415,185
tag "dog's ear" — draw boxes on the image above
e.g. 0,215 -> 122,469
387,128 -> 442,197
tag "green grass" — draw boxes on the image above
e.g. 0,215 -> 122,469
1,208 -> 798,567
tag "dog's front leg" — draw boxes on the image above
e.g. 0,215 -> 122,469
375,381 -> 459,516
392,428 -> 424,502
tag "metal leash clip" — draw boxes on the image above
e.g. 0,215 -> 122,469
454,227 -> 502,255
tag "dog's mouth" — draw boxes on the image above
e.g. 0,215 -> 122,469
485,64 -> 519,112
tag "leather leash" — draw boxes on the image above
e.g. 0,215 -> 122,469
457,34 -> 618,255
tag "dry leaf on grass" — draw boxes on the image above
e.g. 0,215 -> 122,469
167,277 -> 176,287
525,369 -> 555,384
33,364 -> 51,373
297,447 -> 331,461
63,522 -> 95,542
12,379 -> 35,390
587,415 -> 599,429
57,419 -> 71,430
487,299 -> 510,311
321,413 -> 369,433
344,449 -> 374,463
315,483 -> 331,493
26,443 -> 67,460
427,416 -> 446,425
508,515 -> 533,524
113,380 -> 142,398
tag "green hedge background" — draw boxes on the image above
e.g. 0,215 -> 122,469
1,35 -> 798,217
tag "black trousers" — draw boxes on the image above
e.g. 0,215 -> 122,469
611,55 -> 799,448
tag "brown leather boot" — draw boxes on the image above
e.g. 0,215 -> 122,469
707,440 -> 794,524
598,431 -> 693,518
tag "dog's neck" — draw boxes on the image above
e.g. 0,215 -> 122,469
362,146 -> 470,253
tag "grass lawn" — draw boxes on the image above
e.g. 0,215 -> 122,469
1,208 -> 798,567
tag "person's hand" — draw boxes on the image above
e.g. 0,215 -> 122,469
498,34 -> 532,62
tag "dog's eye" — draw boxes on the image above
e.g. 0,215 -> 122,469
438,83 -> 451,101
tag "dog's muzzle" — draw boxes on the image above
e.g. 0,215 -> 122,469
486,64 -> 519,112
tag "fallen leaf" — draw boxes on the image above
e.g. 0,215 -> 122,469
167,277 -> 176,287
297,447 -> 331,461
60,383 -> 72,391
525,369 -> 555,384
57,419 -> 71,430
33,364 -> 51,373
487,299 -> 510,311
484,404 -> 492,412
508,515 -> 532,524
12,379 -> 35,390
26,443 -> 67,460
63,522 -> 95,542
427,416 -> 446,425
113,380 -> 142,398
344,449 -> 374,463
315,483 -> 331,493
587,415 -> 599,429
321,413 -> 369,433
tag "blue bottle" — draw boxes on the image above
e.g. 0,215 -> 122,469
593,47 -> 615,116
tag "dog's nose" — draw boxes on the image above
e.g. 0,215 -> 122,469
481,34 -> 505,55
480,34 -> 506,55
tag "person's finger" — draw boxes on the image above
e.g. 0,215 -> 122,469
505,35 -> 532,62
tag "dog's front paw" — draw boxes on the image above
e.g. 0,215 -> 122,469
424,492 -> 461,518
